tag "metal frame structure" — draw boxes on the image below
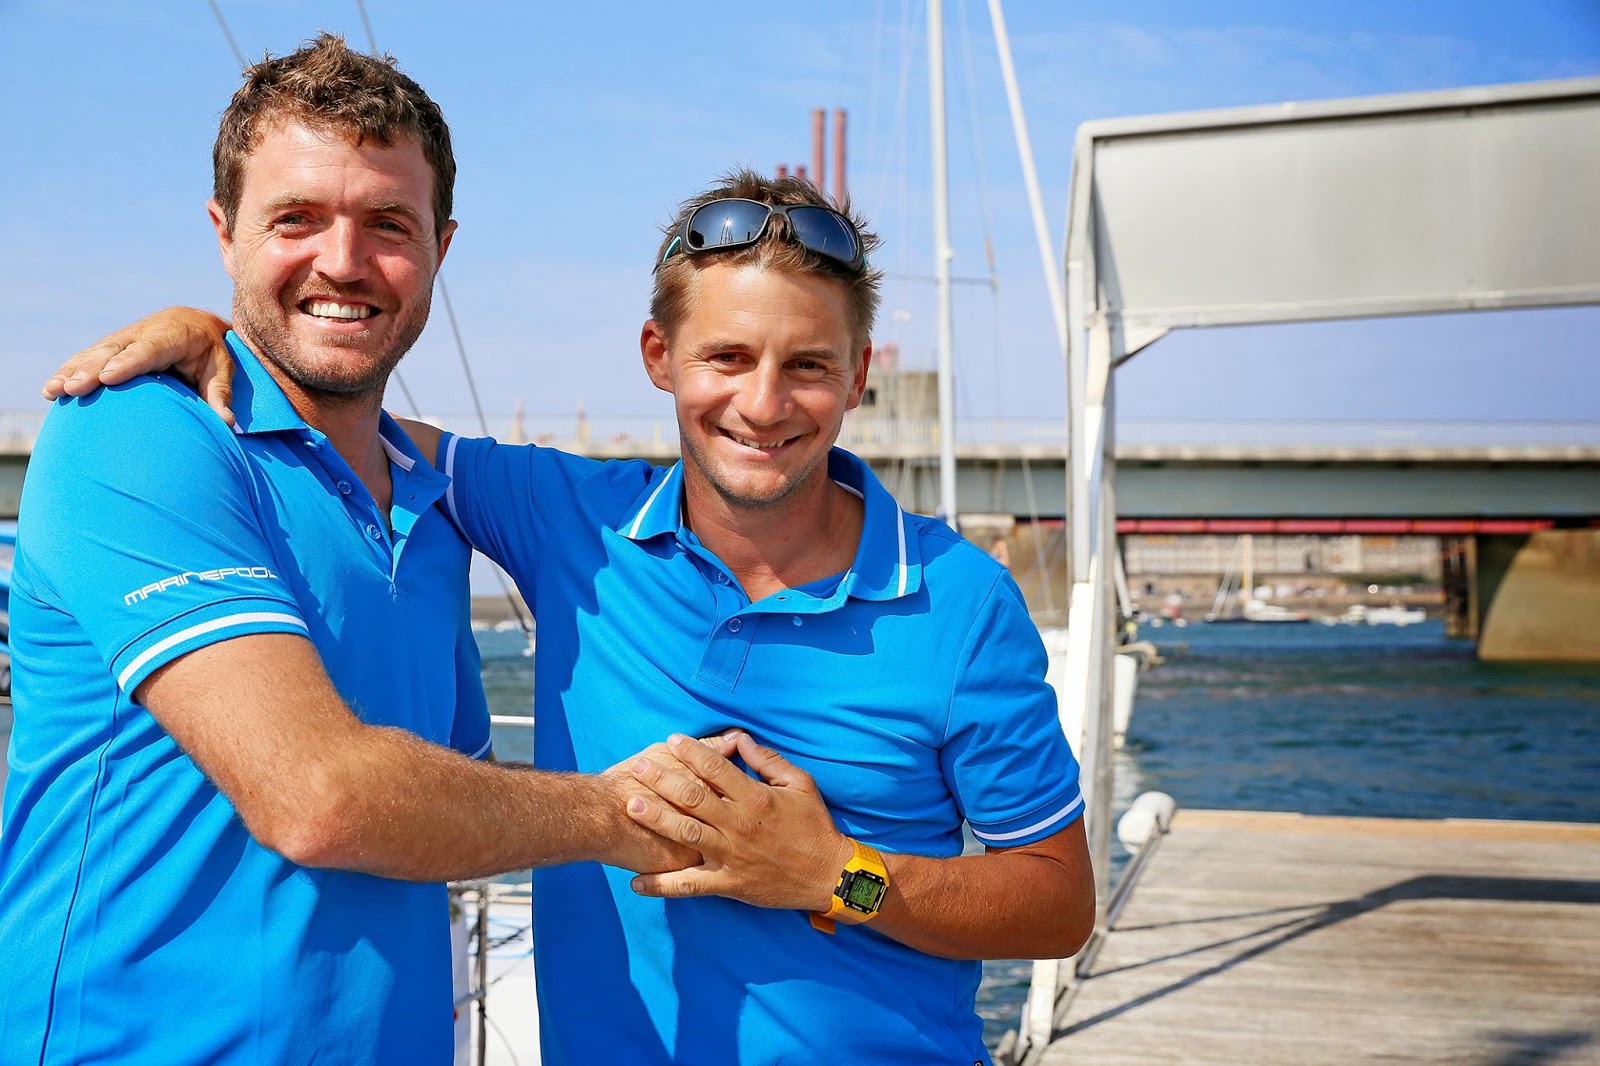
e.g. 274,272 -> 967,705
1019,75 -> 1600,1057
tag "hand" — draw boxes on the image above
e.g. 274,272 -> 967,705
626,731 -> 852,911
597,733 -> 741,875
43,307 -> 236,426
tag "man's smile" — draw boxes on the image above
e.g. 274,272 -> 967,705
720,428 -> 801,452
299,298 -> 378,321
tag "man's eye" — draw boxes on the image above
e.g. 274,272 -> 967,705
275,214 -> 310,228
376,219 -> 409,234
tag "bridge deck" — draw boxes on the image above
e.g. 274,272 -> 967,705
1040,810 -> 1600,1065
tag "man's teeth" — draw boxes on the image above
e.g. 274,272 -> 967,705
304,300 -> 375,320
728,432 -> 788,450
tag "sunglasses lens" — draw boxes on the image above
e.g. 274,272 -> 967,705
685,200 -> 772,252
787,207 -> 860,267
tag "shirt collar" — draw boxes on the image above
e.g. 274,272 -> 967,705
224,331 -> 309,436
615,448 -> 922,603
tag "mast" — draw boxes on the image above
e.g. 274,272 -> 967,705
1243,534 -> 1255,603
928,0 -> 958,528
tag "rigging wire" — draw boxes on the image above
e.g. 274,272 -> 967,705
437,279 -> 493,438
205,0 -> 247,69
353,0 -> 379,56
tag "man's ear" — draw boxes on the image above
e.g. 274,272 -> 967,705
640,320 -> 675,394
207,200 -> 237,280
436,219 -> 458,268
845,342 -> 873,411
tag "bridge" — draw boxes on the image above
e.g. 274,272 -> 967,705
5,411 -> 1596,523
8,407 -> 1592,664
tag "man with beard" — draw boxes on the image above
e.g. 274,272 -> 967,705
0,34 -> 709,1065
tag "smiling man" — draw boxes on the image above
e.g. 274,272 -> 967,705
0,35 -> 708,1065
426,173 -> 1096,1064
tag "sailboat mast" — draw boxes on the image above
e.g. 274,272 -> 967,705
927,0 -> 958,528
1244,533 -> 1255,602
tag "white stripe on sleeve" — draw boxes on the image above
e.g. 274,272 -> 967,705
117,612 -> 309,691
970,793 -> 1086,845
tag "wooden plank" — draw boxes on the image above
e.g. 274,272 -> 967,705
1038,811 -> 1600,1065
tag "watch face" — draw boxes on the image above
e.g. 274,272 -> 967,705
842,870 -> 887,912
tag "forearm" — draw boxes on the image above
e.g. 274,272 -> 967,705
867,839 -> 1094,960
141,634 -> 675,882
296,724 -> 637,881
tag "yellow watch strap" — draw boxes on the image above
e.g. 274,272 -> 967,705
810,838 -> 890,934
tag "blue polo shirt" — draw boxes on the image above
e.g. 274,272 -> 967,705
442,436 -> 1083,1065
0,334 -> 490,1065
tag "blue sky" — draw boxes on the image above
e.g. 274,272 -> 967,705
3,1 -> 1598,427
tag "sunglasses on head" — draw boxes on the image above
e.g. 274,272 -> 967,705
659,198 -> 866,275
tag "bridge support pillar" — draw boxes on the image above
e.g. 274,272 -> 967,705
1476,529 -> 1600,662
1441,536 -> 1478,641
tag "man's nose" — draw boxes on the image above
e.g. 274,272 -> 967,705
737,362 -> 791,425
312,220 -> 368,282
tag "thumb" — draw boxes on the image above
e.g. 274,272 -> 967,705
734,732 -> 812,790
200,363 -> 237,428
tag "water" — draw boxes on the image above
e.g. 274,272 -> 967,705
4,621 -> 1594,1053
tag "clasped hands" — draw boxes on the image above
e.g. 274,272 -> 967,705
614,731 -> 851,913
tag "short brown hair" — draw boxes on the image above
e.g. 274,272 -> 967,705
212,32 -> 455,240
651,169 -> 883,349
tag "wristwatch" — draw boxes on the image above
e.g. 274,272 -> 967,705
809,838 -> 890,934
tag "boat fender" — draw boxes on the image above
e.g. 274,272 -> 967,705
1117,791 -> 1177,853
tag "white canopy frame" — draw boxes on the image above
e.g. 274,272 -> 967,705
1020,75 -> 1600,1056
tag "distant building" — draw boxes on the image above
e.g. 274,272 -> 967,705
1124,534 -> 1441,580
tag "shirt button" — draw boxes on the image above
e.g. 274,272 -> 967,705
716,572 -> 729,585
727,617 -> 743,633
337,480 -> 353,495
793,616 -> 803,626
365,523 -> 383,541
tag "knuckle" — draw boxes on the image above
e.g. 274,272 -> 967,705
670,779 -> 708,809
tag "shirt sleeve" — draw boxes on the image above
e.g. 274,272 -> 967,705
939,571 -> 1085,848
20,379 -> 309,695
448,594 -> 493,760
436,433 -> 609,608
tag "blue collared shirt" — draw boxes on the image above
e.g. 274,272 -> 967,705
442,436 -> 1082,1065
0,334 -> 489,1064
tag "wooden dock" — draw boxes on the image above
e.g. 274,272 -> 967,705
1039,810 -> 1600,1065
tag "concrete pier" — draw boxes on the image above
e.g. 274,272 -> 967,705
1040,810 -> 1600,1065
